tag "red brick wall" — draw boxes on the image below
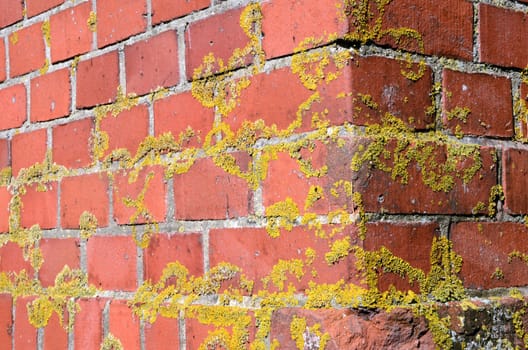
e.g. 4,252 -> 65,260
1,0 -> 528,349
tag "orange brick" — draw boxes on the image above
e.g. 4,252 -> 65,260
74,298 -> 105,350
0,0 -> 23,28
152,0 -> 209,24
0,84 -> 26,131
30,68 -> 71,122
76,51 -> 119,108
20,182 -> 58,230
52,118 -> 93,168
109,300 -> 141,349
97,0 -> 146,48
11,128 -> 47,176
9,22 -> 46,77
39,238 -> 80,287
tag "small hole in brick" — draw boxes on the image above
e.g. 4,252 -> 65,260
378,194 -> 384,203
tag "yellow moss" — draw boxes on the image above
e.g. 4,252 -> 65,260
41,20 -> 51,46
488,185 -> 504,217
79,211 -> 97,239
490,267 -> 504,280
325,236 -> 352,265
39,58 -> 50,75
446,106 -> 471,123
100,333 -> 123,350
87,11 -> 97,32
265,198 -> 300,238
304,185 -> 324,210
10,32 -> 18,45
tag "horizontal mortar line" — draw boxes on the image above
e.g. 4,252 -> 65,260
476,0 -> 528,12
366,212 -> 527,225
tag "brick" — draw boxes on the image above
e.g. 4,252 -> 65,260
185,7 -> 250,80
479,4 -> 528,69
173,157 -> 251,220
74,298 -> 105,350
442,69 -> 513,138
0,187 -> 9,233
60,173 -> 109,228
503,148 -> 528,214
520,83 -> 528,139
50,2 -> 92,63
26,0 -> 63,17
39,238 -> 80,287
87,236 -> 137,291
262,0 -> 348,59
20,182 -> 58,230
11,128 -> 47,176
113,166 -> 166,225
0,294 -> 12,346
109,300 -> 140,350
97,0 -> 147,48
100,104 -> 149,158
0,84 -> 26,130
43,312 -> 68,350
352,140 -> 498,215
350,55 -> 433,130
152,0 -> 209,24
153,91 -> 214,148
451,222 -> 528,289
76,51 -> 119,108
0,39 -> 5,82
30,68 -> 71,122
376,0 -> 473,60
363,222 -> 439,292
144,233 -> 203,282
0,138 -> 7,168
145,316 -> 180,350
209,226 -> 358,293
15,297 -> 37,350
0,0 -> 23,28
9,22 -> 46,77
0,242 -> 32,275
52,118 -> 93,168
125,30 -> 179,96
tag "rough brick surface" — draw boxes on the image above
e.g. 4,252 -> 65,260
15,298 -> 37,350
26,0 -> 63,17
39,238 -> 80,287
0,0 -> 23,28
76,51 -> 119,108
109,300 -> 141,349
0,39 -> 6,82
145,316 -> 180,350
0,83 -> 26,131
0,243 -> 32,274
20,182 -> 57,230
9,22 -> 46,77
503,148 -> 528,214
11,128 -> 47,176
43,312 -> 68,349
97,0 -> 146,48
52,118 -> 93,168
0,294 -> 12,346
30,68 -> 71,122
74,298 -> 105,350
0,188 -> 9,233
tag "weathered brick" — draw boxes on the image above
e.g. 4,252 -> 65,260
479,4 -> 528,69
145,316 -> 180,350
152,0 -> 209,24
76,51 -> 119,108
30,68 -> 71,122
113,166 -> 166,225
0,187 -> 10,233
87,236 -> 137,291
109,300 -> 140,350
74,298 -> 105,350
20,182 -> 57,230
442,69 -> 513,138
0,242 -> 32,275
173,157 -> 251,220
125,30 -> 179,96
0,294 -> 12,346
153,91 -> 214,148
99,104 -> 149,158
0,84 -> 26,131
144,233 -> 203,282
50,2 -> 92,63
0,39 -> 6,82
52,118 -> 93,168
0,138 -> 8,168
11,128 -> 47,176
97,0 -> 146,48
43,312 -> 68,349
9,22 -> 46,77
15,297 -> 37,350
39,238 -> 80,287
26,0 -> 63,17
503,148 -> 528,214
60,173 -> 109,228
0,0 -> 23,28
451,222 -> 528,289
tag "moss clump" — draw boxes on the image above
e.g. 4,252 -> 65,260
79,211 -> 97,239
265,198 -> 300,238
101,333 -> 123,350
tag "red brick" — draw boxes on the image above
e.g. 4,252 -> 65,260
97,0 -> 146,48
43,312 -> 68,350
152,0 -> 209,24
87,236 -> 137,291
376,0 -> 473,60
0,242 -> 32,275
52,118 -> 93,168
50,2 -> 92,63
0,0 -> 23,28
76,51 -> 119,108
113,166 -> 166,225
0,294 -> 12,346
11,128 -> 47,176
60,173 -> 109,228
185,7 -> 250,80
479,4 -> 528,69
74,298 -> 105,350
262,0 -> 348,59
503,148 -> 528,214
153,91 -> 214,148
39,238 -> 80,287
0,187 -> 9,233
0,39 -> 6,82
0,84 -> 26,130
442,69 -> 513,138
0,139 -> 8,169
521,83 -> 528,139
125,30 -> 179,96
109,300 -> 140,350
20,182 -> 57,230
100,104 -> 149,158
173,157 -> 251,220
209,226 -> 358,293
144,233 -> 203,282
15,297 -> 37,350
451,222 -> 528,289
363,222 -> 439,292
352,138 -> 498,215
9,22 -> 46,77
30,68 -> 70,122
145,316 -> 180,350
350,55 -> 433,130
26,0 -> 63,17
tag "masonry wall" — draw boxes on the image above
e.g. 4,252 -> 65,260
1,0 -> 528,349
